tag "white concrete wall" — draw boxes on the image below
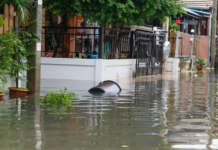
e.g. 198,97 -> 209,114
2,58 -> 135,94
41,58 -> 136,82
164,58 -> 180,72
40,58 -> 136,94
102,59 -> 136,81
162,58 -> 180,81
41,58 -> 97,81
102,59 -> 136,91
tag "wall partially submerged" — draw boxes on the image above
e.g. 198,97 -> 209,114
40,58 -> 136,95
41,58 -> 136,82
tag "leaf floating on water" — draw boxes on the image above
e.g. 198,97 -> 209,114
121,145 -> 128,148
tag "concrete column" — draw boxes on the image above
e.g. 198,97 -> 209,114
27,0 -> 42,94
210,0 -> 217,68
175,32 -> 180,57
162,17 -> 169,40
94,59 -> 104,82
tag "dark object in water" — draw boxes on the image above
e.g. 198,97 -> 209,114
89,80 -> 121,95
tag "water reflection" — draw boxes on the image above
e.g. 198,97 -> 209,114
1,71 -> 218,150
163,72 -> 216,150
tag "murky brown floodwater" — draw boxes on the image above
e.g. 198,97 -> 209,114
1,71 -> 218,150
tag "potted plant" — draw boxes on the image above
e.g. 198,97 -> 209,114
0,29 -> 38,96
0,55 -> 9,100
0,76 -> 7,100
0,17 -> 8,100
0,32 -> 25,96
195,58 -> 206,73
8,29 -> 38,96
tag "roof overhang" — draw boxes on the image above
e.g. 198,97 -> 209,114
182,7 -> 211,19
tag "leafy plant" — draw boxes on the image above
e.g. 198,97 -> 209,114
0,32 -> 18,92
0,0 -> 32,23
169,17 -> 179,32
195,58 -> 206,66
0,16 -> 4,27
43,0 -> 183,27
0,40 -> 9,93
0,29 -> 38,89
0,76 -> 7,93
41,88 -> 75,110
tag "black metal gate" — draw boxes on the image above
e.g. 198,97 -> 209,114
43,26 -> 165,76
134,30 -> 165,77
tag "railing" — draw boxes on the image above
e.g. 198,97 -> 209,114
42,27 -> 133,59
134,30 -> 166,76
104,28 -> 132,59
43,27 -> 100,58
42,26 -> 166,76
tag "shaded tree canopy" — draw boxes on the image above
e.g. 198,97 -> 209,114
0,0 -> 32,22
43,0 -> 182,26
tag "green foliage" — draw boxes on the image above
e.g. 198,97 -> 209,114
41,88 -> 75,108
43,0 -> 183,27
0,30 -> 38,88
169,17 -> 179,32
0,76 -> 7,93
43,0 -> 79,15
41,88 -> 75,116
195,58 -> 206,66
0,0 -> 32,23
0,16 -> 4,27
0,32 -> 17,92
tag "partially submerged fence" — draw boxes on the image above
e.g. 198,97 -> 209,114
42,27 -> 133,59
169,31 -> 209,60
134,30 -> 166,76
42,26 -> 166,76
0,4 -> 15,34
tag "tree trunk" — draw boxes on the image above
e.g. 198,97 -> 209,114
16,72 -> 19,88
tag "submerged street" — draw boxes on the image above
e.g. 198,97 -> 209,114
0,71 -> 218,150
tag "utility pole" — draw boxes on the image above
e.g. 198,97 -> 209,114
210,0 -> 217,68
27,0 -> 42,94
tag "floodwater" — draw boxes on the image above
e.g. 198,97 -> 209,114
1,71 -> 218,150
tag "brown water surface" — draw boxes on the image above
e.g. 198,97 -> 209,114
0,71 -> 217,150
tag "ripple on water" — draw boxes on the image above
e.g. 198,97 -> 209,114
0,72 -> 218,150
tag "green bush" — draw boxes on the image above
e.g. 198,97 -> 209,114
0,30 -> 38,89
41,88 -> 75,108
195,58 -> 206,66
0,32 -> 17,92
0,16 -> 4,27
0,76 -> 7,93
169,17 -> 179,32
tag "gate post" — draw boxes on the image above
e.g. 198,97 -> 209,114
99,26 -> 104,59
130,31 -> 134,58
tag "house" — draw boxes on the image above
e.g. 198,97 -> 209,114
168,0 -> 214,68
178,0 -> 213,8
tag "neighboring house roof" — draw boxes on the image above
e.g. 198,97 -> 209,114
183,7 -> 201,16
178,0 -> 213,8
